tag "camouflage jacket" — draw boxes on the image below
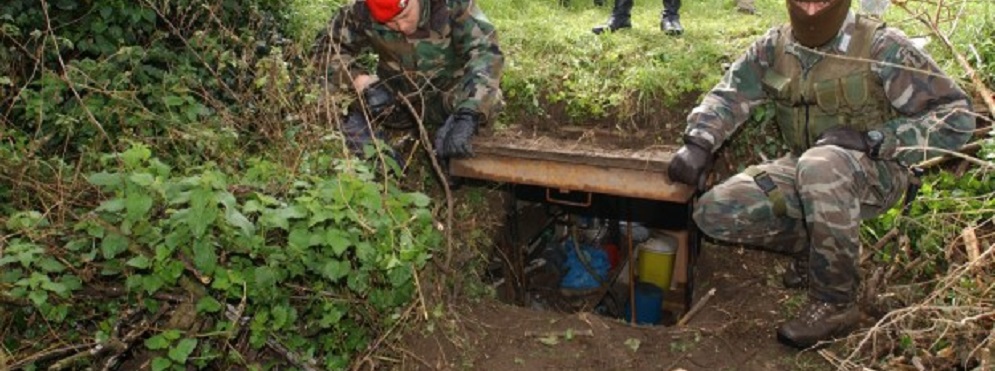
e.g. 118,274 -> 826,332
312,0 -> 504,121
685,11 -> 974,165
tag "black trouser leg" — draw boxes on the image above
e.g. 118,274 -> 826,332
662,0 -> 680,20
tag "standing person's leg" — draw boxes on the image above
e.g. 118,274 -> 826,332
660,0 -> 683,35
777,145 -> 908,348
736,0 -> 755,14
592,0 -> 634,34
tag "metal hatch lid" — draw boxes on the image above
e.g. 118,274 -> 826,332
449,134 -> 696,203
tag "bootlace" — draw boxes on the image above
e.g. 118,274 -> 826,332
802,302 -> 834,324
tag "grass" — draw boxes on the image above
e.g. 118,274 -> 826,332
287,0 -> 991,127
482,0 -> 784,124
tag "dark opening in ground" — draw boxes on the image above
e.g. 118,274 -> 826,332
485,184 -> 697,328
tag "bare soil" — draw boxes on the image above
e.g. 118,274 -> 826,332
396,242 -> 838,371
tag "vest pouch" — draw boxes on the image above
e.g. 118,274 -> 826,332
762,70 -> 791,99
840,72 -> 884,129
813,78 -> 841,115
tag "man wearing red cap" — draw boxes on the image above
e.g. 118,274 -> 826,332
668,0 -> 973,348
312,0 -> 504,166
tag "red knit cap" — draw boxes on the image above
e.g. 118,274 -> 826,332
366,0 -> 408,23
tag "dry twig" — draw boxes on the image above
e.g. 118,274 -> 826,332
678,288 -> 717,326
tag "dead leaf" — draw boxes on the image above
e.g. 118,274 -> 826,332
624,338 -> 641,352
538,335 -> 559,346
963,226 -> 979,263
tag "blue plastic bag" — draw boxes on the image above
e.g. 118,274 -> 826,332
560,239 -> 610,291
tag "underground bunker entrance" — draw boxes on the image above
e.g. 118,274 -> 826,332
484,184 -> 699,327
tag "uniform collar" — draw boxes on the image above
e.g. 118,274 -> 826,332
823,11 -> 857,53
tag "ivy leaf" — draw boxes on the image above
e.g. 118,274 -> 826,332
320,260 -> 351,281
96,198 -> 125,213
224,207 -> 255,236
121,144 -> 151,169
28,290 -> 48,306
126,255 -> 151,269
145,334 -> 170,350
288,227 -> 311,250
164,95 -> 185,107
408,192 -> 430,208
101,233 -> 129,259
254,266 -> 277,288
125,192 -> 154,221
36,257 -> 66,273
325,229 -> 351,256
151,357 -> 172,371
196,296 -> 223,313
263,206 -> 305,230
271,305 -> 289,329
168,338 -> 197,363
192,240 -> 217,275
129,172 -> 155,187
141,275 -> 165,294
88,172 -> 122,187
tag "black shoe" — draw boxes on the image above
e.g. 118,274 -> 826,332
777,300 -> 860,349
661,18 -> 683,35
782,257 -> 809,289
592,17 -> 631,35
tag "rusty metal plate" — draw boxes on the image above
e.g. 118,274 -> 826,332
450,137 -> 695,203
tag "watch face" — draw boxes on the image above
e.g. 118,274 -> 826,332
868,131 -> 883,142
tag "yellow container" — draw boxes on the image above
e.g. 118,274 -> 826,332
636,233 -> 677,290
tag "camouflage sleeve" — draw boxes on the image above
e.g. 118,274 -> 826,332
871,27 -> 974,165
685,28 -> 779,150
449,0 -> 504,121
311,2 -> 371,91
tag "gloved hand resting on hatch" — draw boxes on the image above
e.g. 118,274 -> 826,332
667,135 -> 715,190
434,109 -> 481,159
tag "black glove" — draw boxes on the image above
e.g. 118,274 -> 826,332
813,126 -> 886,159
342,108 -> 375,154
435,110 -> 480,159
667,135 -> 714,189
362,82 -> 395,117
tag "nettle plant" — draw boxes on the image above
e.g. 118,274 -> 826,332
3,144 -> 439,369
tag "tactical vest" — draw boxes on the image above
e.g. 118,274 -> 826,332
762,16 -> 897,155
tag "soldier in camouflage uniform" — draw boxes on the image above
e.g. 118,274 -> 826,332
312,0 -> 504,164
667,0 -> 974,348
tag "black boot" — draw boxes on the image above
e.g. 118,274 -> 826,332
592,0 -> 633,34
660,0 -> 683,35
782,255 -> 809,289
777,300 -> 860,349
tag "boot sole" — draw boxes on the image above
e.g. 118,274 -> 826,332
776,318 -> 859,349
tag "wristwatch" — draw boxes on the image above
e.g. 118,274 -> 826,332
866,130 -> 884,159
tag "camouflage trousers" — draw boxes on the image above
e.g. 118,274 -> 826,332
693,145 -> 909,303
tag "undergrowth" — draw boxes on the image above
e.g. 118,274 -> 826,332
1,0 -> 994,370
